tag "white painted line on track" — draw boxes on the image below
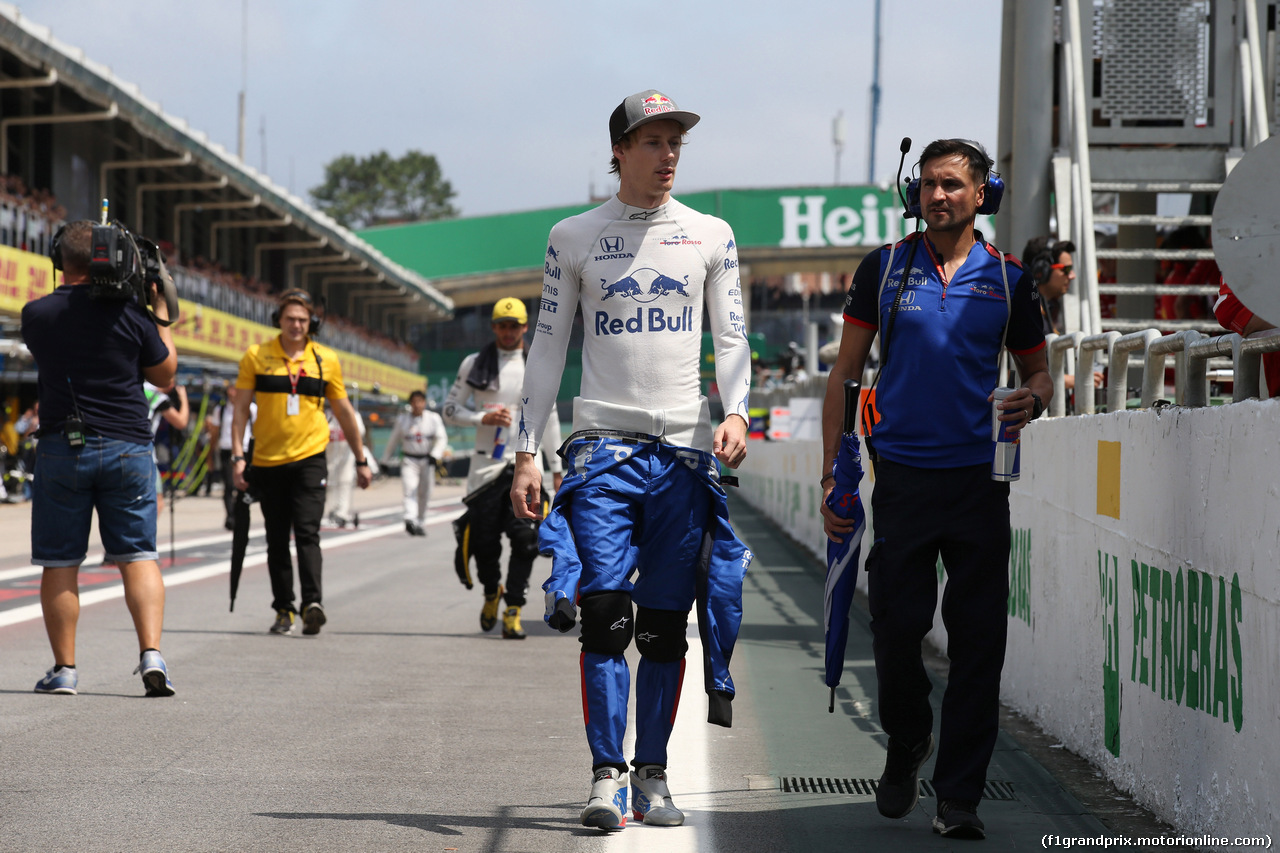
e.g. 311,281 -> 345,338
0,502 -> 450,582
0,506 -> 464,629
609,633 -> 712,852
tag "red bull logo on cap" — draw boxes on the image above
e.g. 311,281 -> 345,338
643,93 -> 675,116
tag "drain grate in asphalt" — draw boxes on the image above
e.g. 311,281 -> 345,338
779,777 -> 1017,802
780,777 -> 878,795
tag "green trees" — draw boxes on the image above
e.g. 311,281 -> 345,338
310,150 -> 458,229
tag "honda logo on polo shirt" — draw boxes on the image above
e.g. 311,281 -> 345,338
601,236 -> 624,253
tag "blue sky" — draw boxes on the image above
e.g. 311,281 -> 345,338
11,0 -> 1004,217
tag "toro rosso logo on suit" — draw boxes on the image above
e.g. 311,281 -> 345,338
597,268 -> 695,335
599,268 -> 690,302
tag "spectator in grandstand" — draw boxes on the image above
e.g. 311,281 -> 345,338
822,139 -> 1050,840
21,218 -> 178,697
1213,277 -> 1280,398
380,390 -> 447,536
1021,236 -> 1102,395
230,289 -> 370,636
446,298 -> 563,638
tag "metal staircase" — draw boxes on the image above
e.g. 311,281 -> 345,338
1055,0 -> 1274,339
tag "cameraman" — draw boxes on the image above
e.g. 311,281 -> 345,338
20,219 -> 178,697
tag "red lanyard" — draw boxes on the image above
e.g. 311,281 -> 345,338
922,237 -> 951,289
286,358 -> 307,395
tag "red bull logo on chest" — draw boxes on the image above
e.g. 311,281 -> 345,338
594,305 -> 696,336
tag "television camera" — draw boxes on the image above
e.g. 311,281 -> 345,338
54,198 -> 180,326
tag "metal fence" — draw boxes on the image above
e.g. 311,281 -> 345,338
748,327 -> 1280,425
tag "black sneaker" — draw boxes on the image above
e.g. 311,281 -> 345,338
933,799 -> 985,839
301,602 -> 327,635
269,610 -> 295,635
875,733 -> 934,818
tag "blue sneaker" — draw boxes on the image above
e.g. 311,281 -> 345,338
134,650 -> 175,697
34,666 -> 78,695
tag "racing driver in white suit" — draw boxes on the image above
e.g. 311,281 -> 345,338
511,89 -> 752,831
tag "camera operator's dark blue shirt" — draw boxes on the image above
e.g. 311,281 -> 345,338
21,284 -> 169,445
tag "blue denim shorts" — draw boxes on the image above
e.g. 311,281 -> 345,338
32,434 -> 159,566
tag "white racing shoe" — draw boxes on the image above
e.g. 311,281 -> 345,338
580,767 -> 628,830
630,764 -> 684,826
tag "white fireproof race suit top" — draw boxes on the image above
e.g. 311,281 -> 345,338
518,195 -> 751,456
444,344 -> 563,497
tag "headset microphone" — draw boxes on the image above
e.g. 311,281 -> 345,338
895,137 -> 912,216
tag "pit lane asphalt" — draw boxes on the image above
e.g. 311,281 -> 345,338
0,476 -> 1152,852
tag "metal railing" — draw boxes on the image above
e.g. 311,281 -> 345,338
1046,327 -> 1280,414
750,325 -> 1279,429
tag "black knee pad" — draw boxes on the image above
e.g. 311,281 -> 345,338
508,521 -> 540,563
579,591 -> 633,655
634,606 -> 689,663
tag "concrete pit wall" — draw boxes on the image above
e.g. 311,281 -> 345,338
734,400 -> 1279,842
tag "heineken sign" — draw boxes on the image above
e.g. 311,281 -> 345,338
361,186 -> 999,282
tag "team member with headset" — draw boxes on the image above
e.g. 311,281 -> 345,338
231,289 -> 370,636
821,139 -> 1051,840
21,219 -> 178,696
1021,236 -> 1101,396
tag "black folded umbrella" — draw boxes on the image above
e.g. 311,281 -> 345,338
229,444 -> 258,612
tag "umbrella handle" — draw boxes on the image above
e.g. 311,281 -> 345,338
842,379 -> 861,435
829,686 -> 835,713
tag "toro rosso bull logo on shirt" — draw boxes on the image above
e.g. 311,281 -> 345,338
600,268 -> 690,302
597,267 -> 694,335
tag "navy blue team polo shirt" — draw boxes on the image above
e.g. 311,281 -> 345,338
21,284 -> 170,445
844,231 -> 1045,468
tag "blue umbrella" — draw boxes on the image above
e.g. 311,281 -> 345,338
823,379 -> 866,712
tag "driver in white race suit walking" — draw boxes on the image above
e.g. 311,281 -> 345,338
510,89 -> 752,831
381,390 -> 447,536
444,297 -> 563,639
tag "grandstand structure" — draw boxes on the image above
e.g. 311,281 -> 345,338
0,6 -> 451,398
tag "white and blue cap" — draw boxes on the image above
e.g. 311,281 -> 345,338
609,90 -> 700,144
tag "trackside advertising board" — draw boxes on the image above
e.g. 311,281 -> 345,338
360,187 -> 998,280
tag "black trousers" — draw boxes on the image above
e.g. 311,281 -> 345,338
866,458 -> 1010,803
252,453 -> 327,614
465,466 -> 539,607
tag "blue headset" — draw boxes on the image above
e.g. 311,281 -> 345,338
904,139 -> 1004,219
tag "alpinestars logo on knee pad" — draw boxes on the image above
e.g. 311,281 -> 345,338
611,616 -> 631,631
637,631 -> 657,642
